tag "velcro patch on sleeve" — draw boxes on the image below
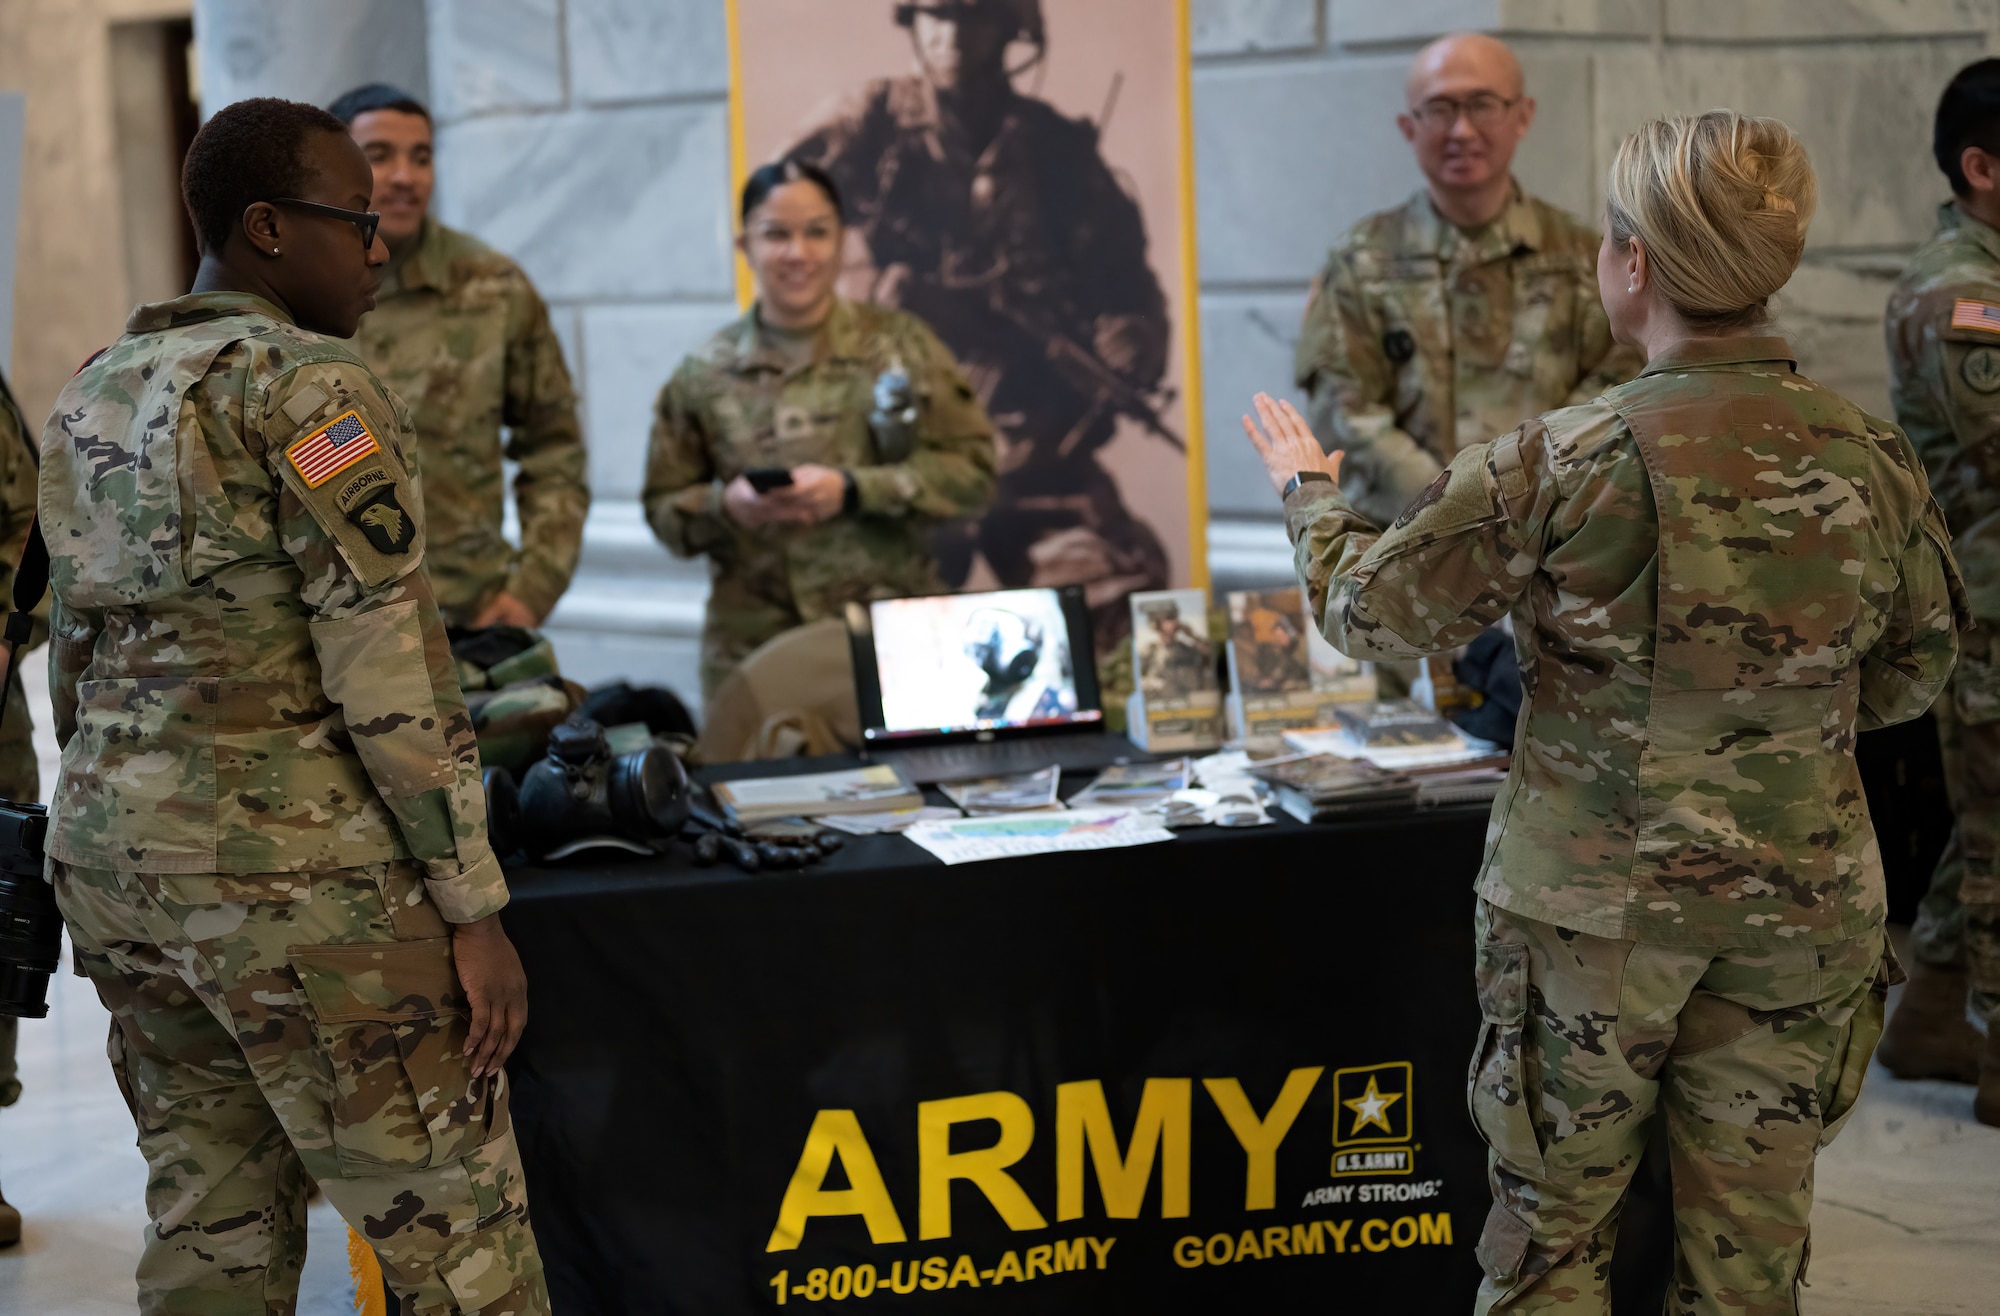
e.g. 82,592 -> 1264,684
285,409 -> 381,488
1950,298 -> 2000,336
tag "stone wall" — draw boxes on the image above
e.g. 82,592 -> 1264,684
169,0 -> 2000,697
0,0 -> 195,422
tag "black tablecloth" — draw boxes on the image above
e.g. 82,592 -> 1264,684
499,763 -> 1667,1313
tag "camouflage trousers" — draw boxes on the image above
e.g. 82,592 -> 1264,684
53,858 -> 549,1316
1911,639 -> 2000,1027
1470,899 -> 1892,1314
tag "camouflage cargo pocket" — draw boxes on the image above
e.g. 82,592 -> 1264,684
1468,941 -> 1546,1180
1818,942 -> 1901,1149
289,937 -> 506,1174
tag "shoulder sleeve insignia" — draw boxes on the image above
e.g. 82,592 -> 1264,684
344,484 -> 417,554
1961,345 -> 2000,395
1949,298 -> 2000,336
1393,469 -> 1452,528
285,409 -> 381,488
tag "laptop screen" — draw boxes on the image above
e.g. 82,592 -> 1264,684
852,587 -> 1104,743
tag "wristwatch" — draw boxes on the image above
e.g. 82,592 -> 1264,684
1282,470 -> 1333,500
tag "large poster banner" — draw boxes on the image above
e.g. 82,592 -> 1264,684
727,0 -> 1207,653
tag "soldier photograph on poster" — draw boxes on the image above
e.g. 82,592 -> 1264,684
731,0 -> 1200,655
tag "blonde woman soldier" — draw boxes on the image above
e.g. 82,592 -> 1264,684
1245,112 -> 1967,1312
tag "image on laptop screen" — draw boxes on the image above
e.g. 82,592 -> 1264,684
867,588 -> 1097,740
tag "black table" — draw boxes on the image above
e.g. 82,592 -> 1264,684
499,765 -> 1670,1314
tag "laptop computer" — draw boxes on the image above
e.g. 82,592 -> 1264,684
846,584 -> 1149,785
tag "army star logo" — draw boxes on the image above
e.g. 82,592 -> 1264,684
346,485 -> 416,555
1342,1075 -> 1403,1136
1962,346 -> 2000,395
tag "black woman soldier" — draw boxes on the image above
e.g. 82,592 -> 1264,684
41,97 -> 546,1314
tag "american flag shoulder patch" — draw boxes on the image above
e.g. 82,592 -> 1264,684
1950,298 -> 2000,335
286,409 -> 381,488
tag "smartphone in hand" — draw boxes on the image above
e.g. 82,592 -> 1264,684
745,467 -> 795,494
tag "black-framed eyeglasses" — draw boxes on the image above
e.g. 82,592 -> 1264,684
272,198 -> 381,250
1410,93 -> 1521,132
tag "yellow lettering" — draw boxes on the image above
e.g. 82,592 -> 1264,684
1392,1215 -> 1419,1248
992,1250 -> 1025,1283
1362,1218 -> 1391,1252
1054,1238 -> 1087,1271
917,1092 -> 1049,1240
1025,1244 -> 1054,1278
1172,1236 -> 1204,1268
1236,1229 -> 1264,1261
1263,1225 -> 1292,1257
1086,1236 -> 1116,1269
1203,1068 -> 1325,1210
1323,1218 -> 1352,1253
946,1254 -> 980,1288
1054,1079 -> 1192,1220
887,1260 -> 920,1294
920,1257 -> 948,1290
1206,1233 -> 1234,1265
1292,1222 -> 1323,1255
765,1110 -> 908,1252
1419,1213 -> 1453,1246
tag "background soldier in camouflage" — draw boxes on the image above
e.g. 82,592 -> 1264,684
1294,34 -> 1639,527
0,367 -> 42,1247
645,160 -> 995,703
43,99 -> 546,1313
790,0 -> 1173,653
332,85 -> 588,632
1881,58 -> 2000,1125
1249,112 -> 1964,1312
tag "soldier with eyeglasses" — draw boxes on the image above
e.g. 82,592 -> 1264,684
1294,33 -> 1640,528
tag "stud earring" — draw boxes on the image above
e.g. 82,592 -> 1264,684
1628,282 -> 1636,293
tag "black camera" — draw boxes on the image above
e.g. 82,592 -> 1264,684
514,717 -> 692,863
0,799 -> 57,1019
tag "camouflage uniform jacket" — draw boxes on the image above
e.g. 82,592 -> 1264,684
1886,199 -> 2000,621
40,292 -> 505,923
355,217 -> 588,625
1294,185 -> 1640,525
1286,337 -> 1966,945
643,298 -> 996,691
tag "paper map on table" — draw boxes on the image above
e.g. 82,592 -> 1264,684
904,807 -> 1175,865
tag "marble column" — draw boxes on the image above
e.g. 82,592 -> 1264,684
191,0 -> 428,118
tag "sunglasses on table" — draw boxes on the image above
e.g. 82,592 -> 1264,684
271,198 -> 382,249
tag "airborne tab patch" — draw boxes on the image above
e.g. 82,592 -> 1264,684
286,409 -> 381,488
1950,298 -> 2000,336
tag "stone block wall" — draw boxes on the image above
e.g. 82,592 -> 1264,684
178,0 -> 2000,696
1192,0 -> 2000,516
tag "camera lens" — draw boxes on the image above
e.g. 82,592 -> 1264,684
0,867 -> 63,1020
